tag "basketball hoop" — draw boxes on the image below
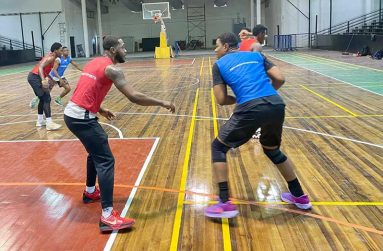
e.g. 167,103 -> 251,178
152,13 -> 162,24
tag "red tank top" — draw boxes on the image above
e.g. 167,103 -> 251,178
71,57 -> 114,113
31,53 -> 56,78
239,38 -> 257,51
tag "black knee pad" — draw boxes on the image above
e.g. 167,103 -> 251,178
263,147 -> 287,164
211,138 -> 230,163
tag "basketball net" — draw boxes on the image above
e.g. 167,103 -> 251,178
152,13 -> 166,33
152,13 -> 162,24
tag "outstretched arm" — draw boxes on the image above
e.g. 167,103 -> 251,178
105,65 -> 175,112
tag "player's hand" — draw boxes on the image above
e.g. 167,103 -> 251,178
161,101 -> 175,113
42,79 -> 49,89
99,108 -> 116,121
59,79 -> 65,86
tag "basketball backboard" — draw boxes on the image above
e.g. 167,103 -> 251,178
142,2 -> 171,20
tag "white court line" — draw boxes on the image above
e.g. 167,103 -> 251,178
0,120 -> 123,139
191,58 -> 196,65
0,137 -> 158,143
99,122 -> 124,139
268,54 -> 383,97
283,126 -> 383,149
0,117 -> 160,250
103,137 -> 160,251
1,113 -> 382,149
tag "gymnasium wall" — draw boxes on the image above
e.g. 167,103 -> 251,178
0,0 -> 65,55
62,0 -> 98,57
314,34 -> 383,53
101,0 -> 254,49
272,0 -> 380,36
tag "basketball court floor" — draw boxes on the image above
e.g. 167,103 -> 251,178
0,52 -> 382,250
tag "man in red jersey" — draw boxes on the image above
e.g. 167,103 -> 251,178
27,42 -> 63,130
239,25 -> 268,52
64,36 -> 175,232
238,27 -> 256,51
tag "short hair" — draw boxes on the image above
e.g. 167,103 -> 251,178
50,42 -> 62,52
253,24 -> 267,36
217,33 -> 238,48
103,36 -> 120,50
240,27 -> 251,32
62,46 -> 68,49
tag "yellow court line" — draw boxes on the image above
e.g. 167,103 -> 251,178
209,58 -> 232,250
210,89 -> 219,136
208,57 -> 213,75
297,53 -> 383,73
300,85 -> 358,117
199,57 -> 205,76
169,88 -> 200,251
183,200 -> 383,206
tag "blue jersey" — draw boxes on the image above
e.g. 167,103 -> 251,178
49,56 -> 72,80
213,52 -> 277,104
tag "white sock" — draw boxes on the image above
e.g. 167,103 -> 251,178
46,117 -> 52,123
86,186 -> 95,193
37,114 -> 44,122
102,207 -> 113,218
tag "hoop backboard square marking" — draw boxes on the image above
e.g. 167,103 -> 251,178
142,2 -> 171,20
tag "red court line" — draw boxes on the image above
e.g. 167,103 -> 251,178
0,182 -> 382,236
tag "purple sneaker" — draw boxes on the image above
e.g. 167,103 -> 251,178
281,192 -> 312,210
204,200 -> 239,218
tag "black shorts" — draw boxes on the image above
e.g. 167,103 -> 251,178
27,72 -> 49,97
49,77 -> 68,89
218,95 -> 285,148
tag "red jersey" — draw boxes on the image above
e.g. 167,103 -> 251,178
31,53 -> 56,78
239,38 -> 257,51
71,57 -> 114,113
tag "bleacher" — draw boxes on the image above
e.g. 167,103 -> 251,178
346,19 -> 383,35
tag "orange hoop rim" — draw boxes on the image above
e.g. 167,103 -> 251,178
152,14 -> 162,23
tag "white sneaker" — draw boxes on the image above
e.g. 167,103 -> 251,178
36,120 -> 46,127
46,121 -> 62,131
252,128 -> 261,139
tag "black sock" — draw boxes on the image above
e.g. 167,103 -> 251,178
288,178 -> 304,197
218,181 -> 229,203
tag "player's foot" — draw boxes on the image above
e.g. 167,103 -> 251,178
30,96 -> 39,109
99,210 -> 135,232
204,200 -> 239,218
46,121 -> 62,131
36,120 -> 46,127
55,96 -> 63,106
83,187 -> 101,203
281,192 -> 312,210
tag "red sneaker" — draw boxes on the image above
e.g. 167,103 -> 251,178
99,210 -> 135,232
83,187 -> 101,204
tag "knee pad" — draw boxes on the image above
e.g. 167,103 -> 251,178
211,138 -> 230,163
263,147 -> 287,164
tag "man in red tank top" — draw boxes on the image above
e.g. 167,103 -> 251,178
27,42 -> 63,130
238,25 -> 268,52
64,36 -> 175,232
238,27 -> 256,51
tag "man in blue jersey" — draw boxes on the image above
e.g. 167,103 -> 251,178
204,33 -> 311,219
30,47 -> 82,107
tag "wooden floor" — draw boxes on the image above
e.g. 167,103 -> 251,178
0,52 -> 382,251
